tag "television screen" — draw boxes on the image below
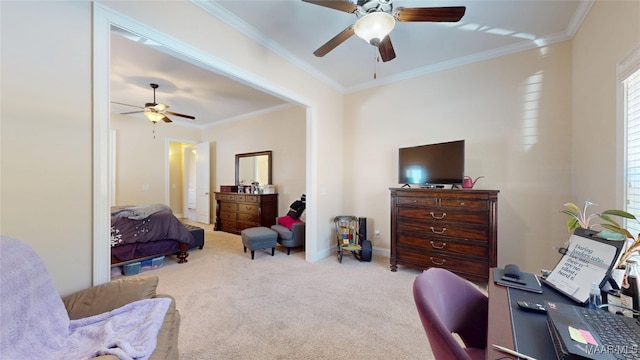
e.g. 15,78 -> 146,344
398,140 -> 465,185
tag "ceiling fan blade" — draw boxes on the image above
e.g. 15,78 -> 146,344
111,101 -> 144,109
395,6 -> 466,22
166,111 -> 195,120
120,110 -> 144,115
162,115 -> 172,123
378,36 -> 396,62
313,25 -> 355,57
302,0 -> 357,13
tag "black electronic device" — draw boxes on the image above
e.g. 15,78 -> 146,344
398,140 -> 464,186
503,264 -> 521,279
517,300 -> 547,313
493,267 -> 543,293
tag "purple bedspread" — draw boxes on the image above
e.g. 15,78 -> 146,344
111,211 -> 194,248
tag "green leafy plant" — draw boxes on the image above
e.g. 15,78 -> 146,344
562,201 -> 640,267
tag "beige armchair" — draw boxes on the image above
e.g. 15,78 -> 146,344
62,275 -> 180,360
0,236 -> 179,360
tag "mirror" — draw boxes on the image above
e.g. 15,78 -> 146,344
236,151 -> 272,186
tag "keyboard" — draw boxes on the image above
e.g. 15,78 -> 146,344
578,307 -> 640,360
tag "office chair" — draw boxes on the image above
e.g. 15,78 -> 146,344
413,268 -> 488,360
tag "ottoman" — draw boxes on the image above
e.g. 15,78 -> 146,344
241,227 -> 278,260
183,223 -> 205,250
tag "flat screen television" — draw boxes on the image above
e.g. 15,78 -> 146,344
398,140 -> 465,186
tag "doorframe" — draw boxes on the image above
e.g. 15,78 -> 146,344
92,3 -> 318,285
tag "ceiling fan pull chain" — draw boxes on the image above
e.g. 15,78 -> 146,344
373,50 -> 379,79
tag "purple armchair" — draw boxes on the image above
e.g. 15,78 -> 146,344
413,268 -> 488,360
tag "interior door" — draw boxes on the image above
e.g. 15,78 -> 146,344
195,142 -> 211,224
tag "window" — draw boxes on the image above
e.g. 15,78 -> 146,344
622,45 -> 640,237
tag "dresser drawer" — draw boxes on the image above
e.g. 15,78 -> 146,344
220,211 -> 237,220
397,197 -> 438,206
238,203 -> 259,214
217,193 -> 240,202
396,233 -> 488,258
238,212 -> 259,222
397,208 -> 487,225
397,219 -> 488,241
440,198 -> 487,210
221,202 -> 238,212
396,248 -> 488,275
244,195 -> 258,203
219,218 -> 237,230
237,221 -> 259,231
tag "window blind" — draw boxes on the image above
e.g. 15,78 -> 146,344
625,68 -> 640,238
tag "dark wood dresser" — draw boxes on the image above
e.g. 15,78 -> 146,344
214,192 -> 278,234
389,188 -> 499,282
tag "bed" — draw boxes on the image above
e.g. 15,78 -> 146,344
110,204 -> 195,266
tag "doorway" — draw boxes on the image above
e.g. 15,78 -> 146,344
167,140 -> 212,224
93,4 -> 316,284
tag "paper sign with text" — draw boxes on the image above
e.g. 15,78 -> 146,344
544,234 -> 618,303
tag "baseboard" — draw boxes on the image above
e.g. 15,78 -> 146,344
373,246 -> 390,258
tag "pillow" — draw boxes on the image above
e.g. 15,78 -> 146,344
278,215 -> 302,230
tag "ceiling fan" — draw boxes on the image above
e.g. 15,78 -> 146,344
112,83 -> 196,123
302,0 -> 466,62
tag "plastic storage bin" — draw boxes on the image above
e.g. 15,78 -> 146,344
123,262 -> 141,276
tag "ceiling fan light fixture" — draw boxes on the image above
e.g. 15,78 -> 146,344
144,110 -> 165,123
354,12 -> 395,46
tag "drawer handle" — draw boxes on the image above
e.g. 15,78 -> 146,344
430,227 -> 446,234
430,257 -> 446,266
429,212 -> 446,219
430,241 -> 447,249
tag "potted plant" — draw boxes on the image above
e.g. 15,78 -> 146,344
562,201 -> 640,268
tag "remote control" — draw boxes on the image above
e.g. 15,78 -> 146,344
517,301 -> 547,313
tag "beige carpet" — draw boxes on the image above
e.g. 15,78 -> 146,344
139,223 -> 436,359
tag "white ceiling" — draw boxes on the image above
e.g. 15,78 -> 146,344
110,0 -> 593,128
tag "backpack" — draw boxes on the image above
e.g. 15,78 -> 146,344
287,195 -> 306,219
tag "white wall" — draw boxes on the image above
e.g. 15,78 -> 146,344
202,105 -> 307,215
1,2 -> 94,295
345,41 -> 574,273
111,114 -> 201,207
571,0 -> 640,209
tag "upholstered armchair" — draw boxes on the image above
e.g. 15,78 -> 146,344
413,268 -> 488,360
271,216 -> 305,255
1,236 -> 180,360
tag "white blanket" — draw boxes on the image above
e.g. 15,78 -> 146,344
0,236 -> 170,360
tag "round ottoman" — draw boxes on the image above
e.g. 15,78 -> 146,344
241,227 -> 278,260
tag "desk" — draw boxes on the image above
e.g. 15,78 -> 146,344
487,269 -> 513,360
486,269 -> 577,360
